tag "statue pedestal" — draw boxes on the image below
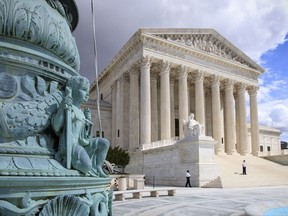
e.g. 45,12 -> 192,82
178,135 -> 219,187
127,135 -> 219,187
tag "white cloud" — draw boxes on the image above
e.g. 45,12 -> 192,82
74,0 -> 288,79
74,0 -> 288,141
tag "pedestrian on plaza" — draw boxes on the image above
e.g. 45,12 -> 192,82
185,170 -> 192,187
242,160 -> 247,175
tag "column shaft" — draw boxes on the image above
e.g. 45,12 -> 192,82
195,71 -> 205,134
160,61 -> 171,140
237,83 -> 249,155
151,76 -> 158,142
129,70 -> 139,151
140,57 -> 151,145
224,79 -> 237,155
211,75 -> 224,154
248,86 -> 260,155
170,79 -> 175,137
111,82 -> 117,148
178,66 -> 188,139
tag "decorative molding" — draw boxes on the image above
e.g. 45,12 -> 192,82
157,33 -> 257,70
247,85 -> 259,96
224,79 -> 234,90
143,35 -> 260,81
0,0 -> 80,71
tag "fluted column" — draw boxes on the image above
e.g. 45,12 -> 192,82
178,66 -> 188,139
111,81 -> 117,147
224,79 -> 237,155
236,83 -> 249,155
129,69 -> 139,151
194,70 -> 205,134
140,57 -> 151,145
170,78 -> 175,137
160,61 -> 171,140
248,86 -> 260,156
211,75 -> 224,154
151,73 -> 158,142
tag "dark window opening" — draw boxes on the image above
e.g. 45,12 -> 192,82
175,119 -> 179,137
118,130 -> 120,137
267,146 -> 271,151
100,94 -> 103,100
260,146 -> 263,152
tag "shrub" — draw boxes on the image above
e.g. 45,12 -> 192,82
106,146 -> 130,168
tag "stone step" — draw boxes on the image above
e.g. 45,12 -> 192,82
214,155 -> 288,188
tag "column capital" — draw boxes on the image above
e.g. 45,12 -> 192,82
141,56 -> 152,69
194,70 -> 204,83
211,75 -> 220,86
178,65 -> 188,78
224,79 -> 234,90
160,60 -> 171,74
150,71 -> 158,80
128,66 -> 139,76
235,82 -> 246,93
170,77 -> 176,84
111,80 -> 117,89
247,85 -> 259,96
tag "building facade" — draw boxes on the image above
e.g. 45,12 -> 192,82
91,28 -> 279,156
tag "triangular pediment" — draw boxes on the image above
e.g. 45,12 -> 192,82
139,28 -> 264,72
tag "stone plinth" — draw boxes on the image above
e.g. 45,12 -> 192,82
126,136 -> 219,187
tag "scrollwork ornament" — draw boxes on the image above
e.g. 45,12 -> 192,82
247,85 -> 259,96
0,0 -> 80,71
141,56 -> 152,70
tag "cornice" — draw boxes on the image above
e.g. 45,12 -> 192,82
142,34 -> 261,81
94,28 -> 263,90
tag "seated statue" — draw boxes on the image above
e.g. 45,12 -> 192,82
52,75 -> 110,177
183,113 -> 204,137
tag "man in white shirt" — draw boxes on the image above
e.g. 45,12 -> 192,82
242,160 -> 247,175
185,170 -> 192,187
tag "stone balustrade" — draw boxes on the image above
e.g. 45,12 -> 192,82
142,137 -> 179,150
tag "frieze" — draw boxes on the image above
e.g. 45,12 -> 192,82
157,33 -> 256,70
143,35 -> 259,81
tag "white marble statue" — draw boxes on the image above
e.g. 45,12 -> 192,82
183,113 -> 204,137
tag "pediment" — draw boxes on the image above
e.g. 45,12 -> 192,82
140,28 -> 264,72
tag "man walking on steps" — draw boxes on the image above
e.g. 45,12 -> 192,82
185,170 -> 192,187
242,160 -> 247,175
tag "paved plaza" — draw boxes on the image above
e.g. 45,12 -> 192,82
112,185 -> 288,216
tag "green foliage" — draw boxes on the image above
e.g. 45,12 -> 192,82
106,146 -> 130,168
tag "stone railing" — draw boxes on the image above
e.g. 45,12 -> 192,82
142,137 -> 179,150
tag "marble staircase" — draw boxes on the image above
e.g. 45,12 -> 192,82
203,154 -> 288,188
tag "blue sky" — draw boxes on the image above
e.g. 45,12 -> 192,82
73,0 -> 288,141
257,36 -> 288,141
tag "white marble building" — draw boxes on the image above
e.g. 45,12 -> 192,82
90,28 -> 281,157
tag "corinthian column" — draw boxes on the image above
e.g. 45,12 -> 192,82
170,78 -> 175,137
140,57 -> 151,145
129,68 -> 139,151
248,86 -> 260,156
211,75 -> 224,154
178,66 -> 188,139
111,81 -> 117,148
194,70 -> 205,134
236,83 -> 249,155
224,79 -> 237,155
151,73 -> 158,142
160,61 -> 171,140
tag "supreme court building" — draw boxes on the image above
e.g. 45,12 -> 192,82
89,28 -> 281,157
